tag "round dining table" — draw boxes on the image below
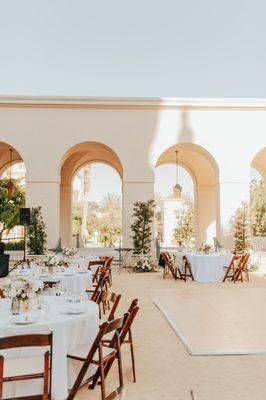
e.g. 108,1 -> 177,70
0,296 -> 99,400
172,252 -> 233,283
17,268 -> 93,295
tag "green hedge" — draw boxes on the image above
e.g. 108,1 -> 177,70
3,241 -> 25,251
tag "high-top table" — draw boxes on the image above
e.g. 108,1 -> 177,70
115,248 -> 133,273
169,252 -> 233,283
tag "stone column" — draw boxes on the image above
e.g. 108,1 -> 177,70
218,181 -> 250,249
196,184 -> 218,245
26,181 -> 60,249
60,184 -> 72,247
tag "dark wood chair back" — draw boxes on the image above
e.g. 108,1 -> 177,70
223,255 -> 243,282
0,333 -> 53,400
161,252 -> 177,280
90,269 -> 110,302
97,291 -> 122,321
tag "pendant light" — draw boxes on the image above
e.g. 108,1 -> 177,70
6,149 -> 15,196
173,150 -> 182,198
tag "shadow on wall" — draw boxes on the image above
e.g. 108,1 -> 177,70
176,111 -> 195,143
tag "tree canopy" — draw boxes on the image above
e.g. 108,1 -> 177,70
0,179 -> 25,240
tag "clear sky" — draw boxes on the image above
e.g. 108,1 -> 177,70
1,0 -> 266,98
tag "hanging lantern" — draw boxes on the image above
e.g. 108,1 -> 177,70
6,149 -> 15,196
173,150 -> 182,198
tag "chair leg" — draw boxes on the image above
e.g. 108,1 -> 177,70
99,346 -> 106,400
0,356 -> 4,400
128,329 -> 136,382
117,338 -> 124,389
43,351 -> 49,400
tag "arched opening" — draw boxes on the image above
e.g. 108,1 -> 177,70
60,141 -> 123,247
0,142 -> 26,248
156,143 -> 219,246
72,162 -> 122,247
155,163 -> 195,248
250,148 -> 266,244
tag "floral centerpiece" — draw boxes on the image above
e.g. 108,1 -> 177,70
197,243 -> 213,254
1,277 -> 44,301
62,246 -> 77,257
1,277 -> 44,314
134,253 -> 153,272
44,254 -> 64,266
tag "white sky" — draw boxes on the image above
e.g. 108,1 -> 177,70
1,163 -> 262,201
1,1 -> 266,98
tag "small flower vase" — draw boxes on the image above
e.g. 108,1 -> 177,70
11,298 -> 20,315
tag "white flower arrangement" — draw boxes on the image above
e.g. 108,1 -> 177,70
62,247 -> 77,257
44,254 -> 64,266
1,277 -> 44,301
134,253 -> 153,273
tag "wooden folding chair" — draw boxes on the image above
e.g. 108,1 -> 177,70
92,257 -> 113,288
0,333 -> 53,400
89,304 -> 139,391
88,259 -> 105,270
235,253 -> 250,282
102,298 -> 138,383
97,291 -> 122,321
87,269 -> 110,303
43,280 -> 60,289
161,252 -> 178,280
223,255 -> 243,282
117,299 -> 138,383
67,316 -> 126,400
179,256 -> 194,282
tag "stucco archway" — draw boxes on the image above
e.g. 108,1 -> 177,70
60,141 -> 123,246
156,143 -> 220,245
251,147 -> 266,185
0,142 -> 24,176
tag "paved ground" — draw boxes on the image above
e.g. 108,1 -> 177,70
77,268 -> 266,400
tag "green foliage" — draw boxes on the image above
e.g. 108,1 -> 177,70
3,240 -> 24,251
27,207 -> 47,255
233,201 -> 252,253
173,195 -> 195,245
0,179 -> 25,240
72,194 -> 122,246
250,179 -> 266,236
99,194 -> 122,246
130,199 -> 155,254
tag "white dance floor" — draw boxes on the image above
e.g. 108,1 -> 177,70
152,287 -> 266,356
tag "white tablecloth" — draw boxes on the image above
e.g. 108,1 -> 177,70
0,296 -> 99,400
42,271 -> 92,294
18,270 -> 92,295
172,252 -> 233,283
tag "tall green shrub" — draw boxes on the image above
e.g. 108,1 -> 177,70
27,206 -> 47,254
131,199 -> 155,254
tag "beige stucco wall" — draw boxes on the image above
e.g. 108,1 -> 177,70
0,97 -> 265,249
